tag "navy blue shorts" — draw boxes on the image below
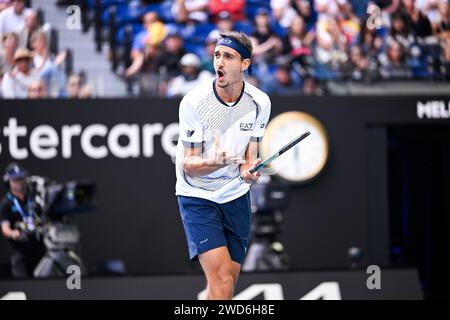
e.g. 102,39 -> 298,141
177,192 -> 251,264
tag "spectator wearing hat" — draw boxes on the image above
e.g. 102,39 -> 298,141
166,53 -> 212,97
1,47 -> 37,98
208,0 -> 246,22
0,0 -> 32,39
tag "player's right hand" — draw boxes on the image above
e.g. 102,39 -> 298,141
212,135 -> 246,167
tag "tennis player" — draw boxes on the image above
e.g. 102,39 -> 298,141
175,31 -> 271,300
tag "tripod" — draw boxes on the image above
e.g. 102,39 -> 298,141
242,179 -> 291,272
33,222 -> 85,278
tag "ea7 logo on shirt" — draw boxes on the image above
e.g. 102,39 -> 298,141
240,123 -> 253,131
186,130 -> 195,137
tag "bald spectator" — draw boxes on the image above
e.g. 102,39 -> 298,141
27,79 -> 47,99
0,0 -> 32,39
1,47 -> 37,98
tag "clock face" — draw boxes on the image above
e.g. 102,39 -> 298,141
261,111 -> 329,183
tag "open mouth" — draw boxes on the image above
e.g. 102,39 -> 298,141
217,70 -> 225,81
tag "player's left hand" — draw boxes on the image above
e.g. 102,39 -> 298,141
242,158 -> 262,184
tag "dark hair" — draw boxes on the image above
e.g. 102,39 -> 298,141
219,31 -> 253,59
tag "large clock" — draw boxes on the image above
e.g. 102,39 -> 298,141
261,111 -> 329,183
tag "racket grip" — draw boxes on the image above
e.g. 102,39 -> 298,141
211,176 -> 246,199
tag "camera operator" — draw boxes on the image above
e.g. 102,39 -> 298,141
0,162 -> 46,278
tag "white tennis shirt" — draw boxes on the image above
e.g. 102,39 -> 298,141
175,79 -> 271,203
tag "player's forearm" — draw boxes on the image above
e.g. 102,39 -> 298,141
183,156 -> 224,177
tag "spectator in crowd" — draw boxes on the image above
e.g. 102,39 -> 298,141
283,15 -> 314,66
78,83 -> 93,98
208,0 -> 246,22
340,44 -> 371,80
200,35 -> 217,74
27,78 -> 47,99
1,47 -> 37,98
439,32 -> 450,79
293,0 -> 315,25
379,39 -> 413,78
0,31 -> 17,75
65,73 -> 82,98
433,0 -> 450,33
166,53 -> 212,97
31,31 -> 67,97
137,43 -> 164,96
265,64 -> 302,95
359,17 -> 385,59
271,0 -> 300,29
314,0 -> 350,20
388,11 -> 416,48
250,8 -> 285,65
399,0 -> 433,38
125,12 -> 166,80
65,73 -> 93,98
207,10 -> 234,40
155,33 -> 186,78
172,0 -> 209,24
131,12 -> 165,58
0,0 -> 32,39
17,10 -> 43,51
315,18 -> 348,69
302,75 -> 322,95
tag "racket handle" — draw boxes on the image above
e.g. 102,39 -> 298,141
211,176 -> 246,199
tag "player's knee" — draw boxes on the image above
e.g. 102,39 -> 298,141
213,268 -> 234,290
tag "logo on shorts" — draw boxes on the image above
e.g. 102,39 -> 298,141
240,123 -> 253,131
199,238 -> 208,245
186,130 -> 195,137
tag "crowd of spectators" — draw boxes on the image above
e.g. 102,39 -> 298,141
1,0 -> 449,98
0,0 -> 92,99
119,0 -> 450,97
